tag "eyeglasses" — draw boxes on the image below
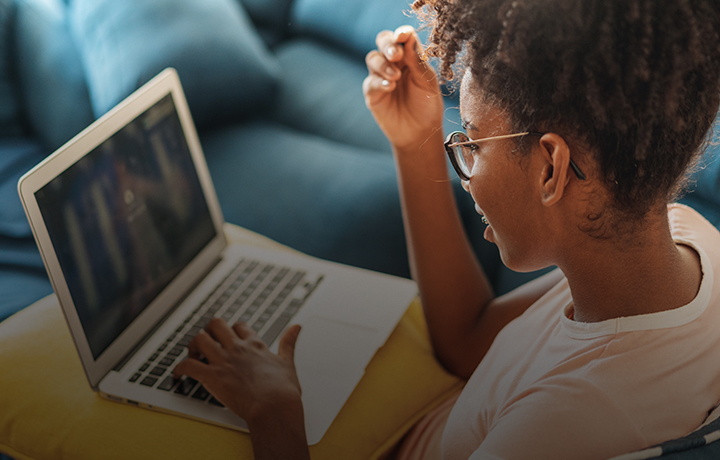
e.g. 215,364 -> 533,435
444,131 -> 587,181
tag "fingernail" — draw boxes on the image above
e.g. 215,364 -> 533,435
381,80 -> 390,87
387,46 -> 396,58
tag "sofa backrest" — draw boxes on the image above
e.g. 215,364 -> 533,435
14,0 -> 94,150
288,0 -> 422,58
67,0 -> 281,127
0,0 -> 22,139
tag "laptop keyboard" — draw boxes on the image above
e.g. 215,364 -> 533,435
127,258 -> 323,406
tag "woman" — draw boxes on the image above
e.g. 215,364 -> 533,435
174,1 -> 720,458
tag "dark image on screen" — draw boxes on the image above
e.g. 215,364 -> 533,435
35,94 -> 216,359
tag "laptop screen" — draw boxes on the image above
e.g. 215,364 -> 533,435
35,94 -> 216,360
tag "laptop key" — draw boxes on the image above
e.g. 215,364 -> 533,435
191,385 -> 210,401
158,375 -> 178,391
140,376 -> 158,387
139,363 -> 150,372
174,378 -> 198,396
177,335 -> 193,347
159,357 -> 175,366
167,346 -> 184,357
129,373 -> 142,383
149,366 -> 167,377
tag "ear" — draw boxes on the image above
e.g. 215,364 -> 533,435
537,133 -> 572,207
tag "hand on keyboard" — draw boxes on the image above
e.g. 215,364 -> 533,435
172,317 -> 304,424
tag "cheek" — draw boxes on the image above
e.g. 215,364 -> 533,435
466,161 -> 506,212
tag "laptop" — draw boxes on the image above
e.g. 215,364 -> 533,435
18,68 -> 417,445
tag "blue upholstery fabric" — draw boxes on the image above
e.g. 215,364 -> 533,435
271,38 -> 462,154
272,38 -> 392,153
0,0 -> 21,138
15,0 -> 94,150
16,0 -> 94,151
201,121 -> 411,277
0,139 -> 53,322
68,0 -> 280,126
0,139 -> 46,237
200,121 -> 504,282
289,0 -> 422,57
237,0 -> 293,35
0,238 -> 52,321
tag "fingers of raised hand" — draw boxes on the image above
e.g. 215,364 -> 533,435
365,50 -> 401,83
393,25 -> 418,47
376,29 -> 404,63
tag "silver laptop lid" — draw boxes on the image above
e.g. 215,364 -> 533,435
18,69 -> 227,389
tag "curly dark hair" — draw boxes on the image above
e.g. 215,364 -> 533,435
413,0 -> 720,220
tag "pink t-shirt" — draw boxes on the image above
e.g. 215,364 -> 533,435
405,204 -> 720,460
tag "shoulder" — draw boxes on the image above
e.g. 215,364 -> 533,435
668,203 -> 720,252
470,377 -> 645,460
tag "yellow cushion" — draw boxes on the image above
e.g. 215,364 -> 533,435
0,225 -> 462,459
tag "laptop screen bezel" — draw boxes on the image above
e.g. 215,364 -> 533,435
17,68 -> 228,390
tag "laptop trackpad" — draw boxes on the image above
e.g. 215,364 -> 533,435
293,316 -> 382,444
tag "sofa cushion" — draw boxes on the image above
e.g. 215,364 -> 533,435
0,234 -> 52,321
14,0 -> 94,150
272,39 -> 392,153
69,0 -> 280,126
0,139 -> 47,238
289,0 -> 423,58
201,121 -> 411,278
0,0 -> 22,138
271,38 -> 463,154
237,0 -> 293,37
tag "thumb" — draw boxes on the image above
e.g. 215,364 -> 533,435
394,26 -> 433,78
278,324 -> 302,361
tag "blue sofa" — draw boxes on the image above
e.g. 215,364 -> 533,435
0,0 -> 523,321
1,0 -> 719,321
2,0 -> 720,321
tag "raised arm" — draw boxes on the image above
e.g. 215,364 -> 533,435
364,27 -> 561,378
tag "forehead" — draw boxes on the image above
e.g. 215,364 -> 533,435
459,70 -> 511,136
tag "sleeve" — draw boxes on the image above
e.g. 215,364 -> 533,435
467,378 -> 647,460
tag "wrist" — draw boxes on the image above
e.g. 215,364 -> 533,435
392,130 -> 449,176
245,392 -> 304,429
390,126 -> 445,155
246,396 -> 310,460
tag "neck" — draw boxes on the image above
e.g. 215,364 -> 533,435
559,211 -> 702,323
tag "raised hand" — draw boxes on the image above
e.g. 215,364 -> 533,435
363,26 -> 445,151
